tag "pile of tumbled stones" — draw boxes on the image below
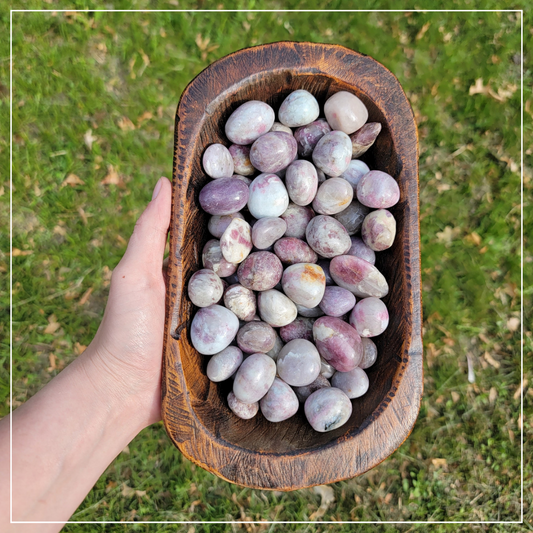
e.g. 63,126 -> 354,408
188,89 -> 399,433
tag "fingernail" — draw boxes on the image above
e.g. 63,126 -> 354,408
152,177 -> 163,200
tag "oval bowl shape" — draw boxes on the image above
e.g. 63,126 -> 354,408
162,41 -> 422,492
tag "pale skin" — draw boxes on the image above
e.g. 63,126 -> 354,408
0,177 -> 172,532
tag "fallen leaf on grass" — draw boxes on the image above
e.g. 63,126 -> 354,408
105,480 -> 117,493
78,287 -> 93,306
465,232 -> 482,246
513,379 -> 528,400
61,174 -> 85,187
451,391 -> 460,403
100,165 -> 124,186
11,248 -> 33,256
507,317 -> 520,332
117,116 -> 136,131
436,225 -> 460,246
483,352 -> 500,369
310,485 -> 335,519
137,111 -> 153,126
469,78 -> 518,102
78,206 -> 88,225
84,129 -> 97,151
74,342 -> 87,355
431,458 -> 447,468
48,353 -> 57,371
121,483 -> 136,497
416,22 -> 431,40
44,314 -> 60,334
489,387 -> 498,404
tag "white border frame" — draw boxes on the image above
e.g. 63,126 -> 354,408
9,8 -> 524,526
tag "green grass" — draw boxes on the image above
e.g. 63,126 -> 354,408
1,1 -> 531,531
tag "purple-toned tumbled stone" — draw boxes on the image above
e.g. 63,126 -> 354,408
360,337 -> 378,369
340,160 -> 370,192
294,374 -> 331,403
349,297 -> 389,338
356,170 -> 400,209
224,283 -> 256,321
199,177 -> 249,215
257,289 -> 297,327
220,218 -> 252,264
237,251 -> 283,291
225,100 -> 275,145
278,89 -> 320,127
329,255 -> 389,298
281,203 -> 315,239
333,199 -> 370,236
324,91 -> 369,134
228,391 -> 258,419
248,173 -> 289,219
221,271 -> 240,285
350,122 -> 382,158
270,121 -> 293,134
251,217 -> 287,250
277,339 -> 321,387
361,209 -> 397,251
274,237 -> 318,265
312,131 -> 352,177
304,387 -> 352,432
208,212 -> 245,239
249,132 -> 298,173
285,160 -> 318,206
191,305 -> 239,355
207,346 -> 243,382
319,286 -> 356,317
312,177 -> 354,215
313,316 -> 363,372
296,303 -> 325,318
282,263 -> 326,308
305,215 -> 351,258
260,377 -> 299,422
202,239 -> 238,278
228,144 -> 255,176
316,168 -> 326,184
320,357 -> 335,378
233,352 -> 277,403
202,143 -> 234,179
237,321 -> 276,354
266,332 -> 284,361
331,367 -> 369,399
279,317 -> 314,343
232,174 -> 252,185
294,118 -> 332,158
347,235 -> 376,265
188,268 -> 224,308
317,259 -> 334,286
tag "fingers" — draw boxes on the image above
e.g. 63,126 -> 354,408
120,177 -> 172,275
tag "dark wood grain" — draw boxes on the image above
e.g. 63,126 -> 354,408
162,41 -> 423,491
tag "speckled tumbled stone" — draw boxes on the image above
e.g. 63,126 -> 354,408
305,215 -> 351,258
279,317 -> 315,343
331,367 -> 369,399
227,391 -> 258,419
220,218 -> 252,264
360,337 -> 378,369
225,100 -> 275,145
237,251 -> 283,291
333,200 -> 370,235
324,91 -> 369,134
199,177 -> 249,215
229,144 -> 255,176
257,289 -> 298,327
361,209 -> 396,251
350,122 -> 382,158
224,283 -> 256,321
356,170 -> 400,209
278,89 -> 320,128
281,203 -> 315,239
233,352 -> 277,404
312,131 -> 352,177
312,177 -> 354,215
294,119 -> 332,158
207,346 -> 243,382
237,321 -> 277,354
294,374 -> 331,403
251,217 -> 287,250
249,132 -> 298,173
349,296 -> 389,338
276,339 -> 321,387
347,236 -> 376,265
260,377 -> 299,422
274,237 -> 318,265
304,387 -> 352,432
270,121 -> 293,134
202,143 -> 234,179
191,305 -> 239,355
188,268 -> 224,308
285,160 -> 318,206
202,239 -> 238,278
208,212 -> 245,239
247,174 -> 289,219
340,159 -> 370,192
318,286 -> 356,317
281,263 -> 326,308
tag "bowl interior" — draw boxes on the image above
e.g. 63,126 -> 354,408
176,71 -> 407,454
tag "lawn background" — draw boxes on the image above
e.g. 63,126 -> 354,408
1,1 -> 532,531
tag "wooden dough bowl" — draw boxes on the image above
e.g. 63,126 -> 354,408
162,41 -> 423,491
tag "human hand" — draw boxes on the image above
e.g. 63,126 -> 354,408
80,176 -> 172,430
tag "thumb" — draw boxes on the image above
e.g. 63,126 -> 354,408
120,177 -> 172,274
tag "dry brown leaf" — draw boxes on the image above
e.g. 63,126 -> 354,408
100,165 -> 123,186
78,287 -> 93,306
121,483 -> 136,497
61,174 -> 85,187
469,78 -> 485,96
0,185 -> 4,197
436,225 -> 460,246
310,485 -> 335,519
384,493 -> 393,504
122,445 -> 130,454
451,391 -> 460,403
48,353 -> 57,370
416,22 -> 431,40
53,225 -> 67,236
78,206 -> 88,226
136,490 -> 147,498
11,248 -> 33,256
74,342 -> 87,355
489,387 -> 498,404
44,315 -> 60,334
137,111 -> 153,125
513,379 -> 528,400
507,317 -> 520,332
483,352 -> 500,369
105,480 -> 117,493
466,232 -> 482,246
431,458 -> 447,468
118,116 -> 136,131
84,129 -> 97,151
